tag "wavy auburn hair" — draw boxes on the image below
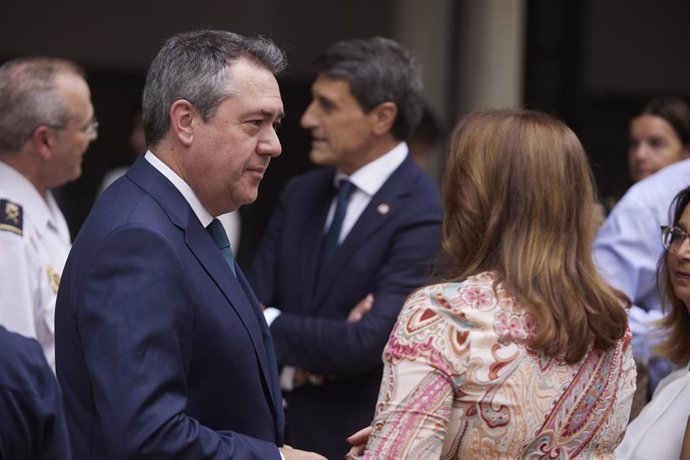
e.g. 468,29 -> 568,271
654,186 -> 690,364
441,109 -> 629,363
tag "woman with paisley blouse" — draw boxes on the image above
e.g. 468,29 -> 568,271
349,109 -> 636,459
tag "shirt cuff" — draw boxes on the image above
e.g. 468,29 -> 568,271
280,366 -> 297,391
264,307 -> 281,326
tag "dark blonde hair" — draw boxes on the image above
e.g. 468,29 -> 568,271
654,186 -> 690,364
441,109 -> 629,363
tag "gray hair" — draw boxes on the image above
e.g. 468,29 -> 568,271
314,36 -> 424,140
142,30 -> 287,147
0,57 -> 84,152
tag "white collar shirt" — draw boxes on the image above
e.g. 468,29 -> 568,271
326,142 -> 408,244
145,151 -> 214,227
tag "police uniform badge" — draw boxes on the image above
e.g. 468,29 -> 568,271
46,264 -> 61,293
0,199 -> 23,236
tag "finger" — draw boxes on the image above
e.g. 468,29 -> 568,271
346,426 -> 372,445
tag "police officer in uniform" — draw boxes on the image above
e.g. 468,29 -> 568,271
0,57 -> 96,370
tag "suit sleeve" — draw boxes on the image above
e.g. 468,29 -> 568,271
269,198 -> 442,376
0,333 -> 71,460
78,225 -> 280,459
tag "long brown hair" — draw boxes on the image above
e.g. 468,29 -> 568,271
440,109 -> 629,363
654,186 -> 690,364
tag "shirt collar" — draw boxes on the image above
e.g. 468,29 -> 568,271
144,151 -> 214,227
335,142 -> 408,195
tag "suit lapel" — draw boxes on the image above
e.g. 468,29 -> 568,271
313,159 -> 415,307
185,210 -> 280,418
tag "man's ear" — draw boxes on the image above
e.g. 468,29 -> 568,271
170,99 -> 196,146
31,126 -> 55,160
370,101 -> 398,136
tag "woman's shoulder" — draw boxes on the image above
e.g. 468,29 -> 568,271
399,271 -> 517,333
416,271 -> 498,293
413,271 -> 505,309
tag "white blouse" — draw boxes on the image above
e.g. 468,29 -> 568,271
616,364 -> 690,459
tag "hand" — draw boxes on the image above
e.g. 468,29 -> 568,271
279,445 -> 327,459
345,426 -> 372,459
347,294 -> 374,322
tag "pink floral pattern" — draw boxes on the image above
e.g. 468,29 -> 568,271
362,272 -> 636,459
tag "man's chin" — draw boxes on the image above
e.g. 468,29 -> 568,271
238,189 -> 259,207
309,149 -> 333,166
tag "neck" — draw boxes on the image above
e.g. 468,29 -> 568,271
0,153 -> 49,199
342,137 -> 400,175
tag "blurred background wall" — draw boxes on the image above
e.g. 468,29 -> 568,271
1,0 -> 688,265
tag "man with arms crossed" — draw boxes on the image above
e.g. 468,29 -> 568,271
249,37 -> 442,459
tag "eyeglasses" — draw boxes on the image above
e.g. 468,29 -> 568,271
81,118 -> 99,138
661,225 -> 690,251
45,117 -> 99,139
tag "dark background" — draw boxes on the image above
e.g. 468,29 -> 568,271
2,0 -> 689,267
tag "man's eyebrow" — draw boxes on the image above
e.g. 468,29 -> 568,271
315,95 -> 336,107
248,109 -> 285,120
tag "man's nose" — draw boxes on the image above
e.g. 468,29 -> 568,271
300,101 -> 318,130
258,129 -> 281,157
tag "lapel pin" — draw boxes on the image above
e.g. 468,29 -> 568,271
377,203 -> 390,215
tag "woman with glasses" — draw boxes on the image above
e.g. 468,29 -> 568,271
348,109 -> 636,459
616,185 -> 690,459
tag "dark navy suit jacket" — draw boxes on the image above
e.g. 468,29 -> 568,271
0,326 -> 71,460
249,154 -> 442,459
55,156 -> 284,459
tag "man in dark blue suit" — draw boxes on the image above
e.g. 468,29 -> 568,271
249,37 -> 442,459
55,30 -> 325,460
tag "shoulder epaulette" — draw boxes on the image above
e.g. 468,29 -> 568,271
0,199 -> 23,236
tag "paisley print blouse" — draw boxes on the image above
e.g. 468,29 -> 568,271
362,272 -> 636,459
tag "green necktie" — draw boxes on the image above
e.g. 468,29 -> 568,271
206,218 -> 236,277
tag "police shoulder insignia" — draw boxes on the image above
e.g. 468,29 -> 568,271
0,199 -> 23,236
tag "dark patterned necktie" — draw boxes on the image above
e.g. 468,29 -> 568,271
320,179 -> 355,263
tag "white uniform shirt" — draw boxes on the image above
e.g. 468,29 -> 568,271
0,161 -> 71,371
